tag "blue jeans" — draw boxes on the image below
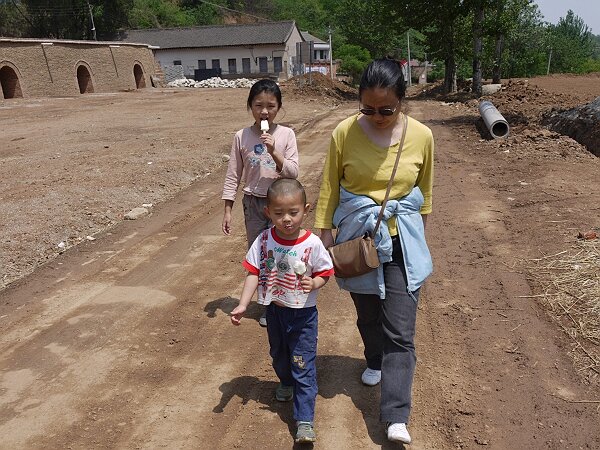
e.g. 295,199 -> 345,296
350,235 -> 419,424
266,304 -> 318,423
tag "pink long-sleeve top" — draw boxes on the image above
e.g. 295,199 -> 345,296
222,124 -> 299,201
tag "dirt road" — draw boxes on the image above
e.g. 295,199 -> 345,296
1,84 -> 599,449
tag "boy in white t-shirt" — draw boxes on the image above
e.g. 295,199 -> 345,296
230,178 -> 334,444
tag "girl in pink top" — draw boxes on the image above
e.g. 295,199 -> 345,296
222,79 -> 299,325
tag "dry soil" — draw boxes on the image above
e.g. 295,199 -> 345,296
0,74 -> 599,449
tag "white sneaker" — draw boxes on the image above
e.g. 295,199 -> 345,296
361,367 -> 381,386
387,423 -> 411,444
258,312 -> 267,327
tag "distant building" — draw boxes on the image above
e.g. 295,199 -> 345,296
0,38 -> 155,99
118,21 -> 305,81
298,31 -> 337,78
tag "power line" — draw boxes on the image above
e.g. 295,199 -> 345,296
9,0 -> 34,27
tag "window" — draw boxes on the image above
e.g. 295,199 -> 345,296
198,60 -> 206,69
211,59 -> 220,69
173,60 -> 182,65
273,57 -> 283,74
242,58 -> 251,74
228,58 -> 237,74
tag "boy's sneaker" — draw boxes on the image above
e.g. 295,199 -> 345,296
387,422 -> 411,444
275,383 -> 293,402
295,421 -> 316,443
259,311 -> 267,327
361,367 -> 381,386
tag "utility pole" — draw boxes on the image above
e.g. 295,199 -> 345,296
546,48 -> 552,75
406,31 -> 412,87
87,1 -> 97,40
328,25 -> 333,80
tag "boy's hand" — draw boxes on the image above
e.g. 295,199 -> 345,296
299,275 -> 314,293
230,304 -> 247,325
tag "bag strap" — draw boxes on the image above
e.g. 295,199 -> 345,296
373,114 -> 409,235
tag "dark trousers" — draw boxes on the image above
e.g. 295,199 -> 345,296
242,194 -> 271,248
266,304 -> 318,423
350,236 -> 419,424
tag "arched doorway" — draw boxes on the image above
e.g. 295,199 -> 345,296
0,65 -> 23,99
133,63 -> 146,88
77,65 -> 94,94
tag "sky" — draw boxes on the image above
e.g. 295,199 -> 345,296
533,0 -> 600,34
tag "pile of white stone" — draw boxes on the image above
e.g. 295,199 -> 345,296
167,77 -> 257,89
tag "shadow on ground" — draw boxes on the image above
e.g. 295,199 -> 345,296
213,354 -> 406,448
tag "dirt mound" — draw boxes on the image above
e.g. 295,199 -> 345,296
280,72 -> 358,105
479,79 -> 579,127
542,96 -> 600,156
412,76 -> 600,156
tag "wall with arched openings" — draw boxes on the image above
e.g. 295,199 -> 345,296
0,38 -> 155,100
0,62 -> 24,99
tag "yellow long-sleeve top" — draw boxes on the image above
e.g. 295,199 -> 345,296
314,113 -> 434,235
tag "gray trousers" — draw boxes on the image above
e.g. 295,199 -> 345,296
350,235 -> 419,424
242,194 -> 271,248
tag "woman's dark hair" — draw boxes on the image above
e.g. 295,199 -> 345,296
247,79 -> 282,109
359,59 -> 406,100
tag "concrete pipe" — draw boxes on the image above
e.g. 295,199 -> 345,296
479,100 -> 510,139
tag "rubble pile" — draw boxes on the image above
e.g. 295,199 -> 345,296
280,72 -> 358,105
480,79 -> 578,126
167,77 -> 257,88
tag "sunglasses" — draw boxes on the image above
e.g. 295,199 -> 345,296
359,100 -> 400,116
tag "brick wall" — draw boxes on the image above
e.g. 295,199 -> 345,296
0,39 -> 156,99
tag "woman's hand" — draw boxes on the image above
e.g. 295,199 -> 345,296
319,229 -> 335,249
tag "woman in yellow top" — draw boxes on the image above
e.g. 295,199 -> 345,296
314,59 -> 434,445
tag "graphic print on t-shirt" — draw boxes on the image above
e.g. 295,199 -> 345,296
247,228 -> 333,308
249,144 -> 276,170
266,247 -> 310,305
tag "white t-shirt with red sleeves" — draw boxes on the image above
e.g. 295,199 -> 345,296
243,227 -> 334,308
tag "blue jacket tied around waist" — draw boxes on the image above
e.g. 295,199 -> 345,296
332,186 -> 433,299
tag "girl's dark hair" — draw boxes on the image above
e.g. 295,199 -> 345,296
247,79 -> 282,109
359,59 -> 406,100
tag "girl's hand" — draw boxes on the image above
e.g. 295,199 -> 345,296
222,211 -> 232,235
230,304 -> 247,325
261,132 -> 276,155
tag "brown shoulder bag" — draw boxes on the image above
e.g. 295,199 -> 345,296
328,114 -> 408,278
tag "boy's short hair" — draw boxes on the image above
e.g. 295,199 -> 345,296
267,178 -> 307,205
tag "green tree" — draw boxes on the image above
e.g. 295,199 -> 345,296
128,0 -> 195,29
335,43 -> 371,82
385,0 -> 472,93
272,0 -> 327,32
496,1 -> 547,77
0,1 -> 29,37
548,10 -> 595,73
20,0 -> 91,39
92,1 -> 134,39
484,0 -> 530,83
332,0 -> 405,58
